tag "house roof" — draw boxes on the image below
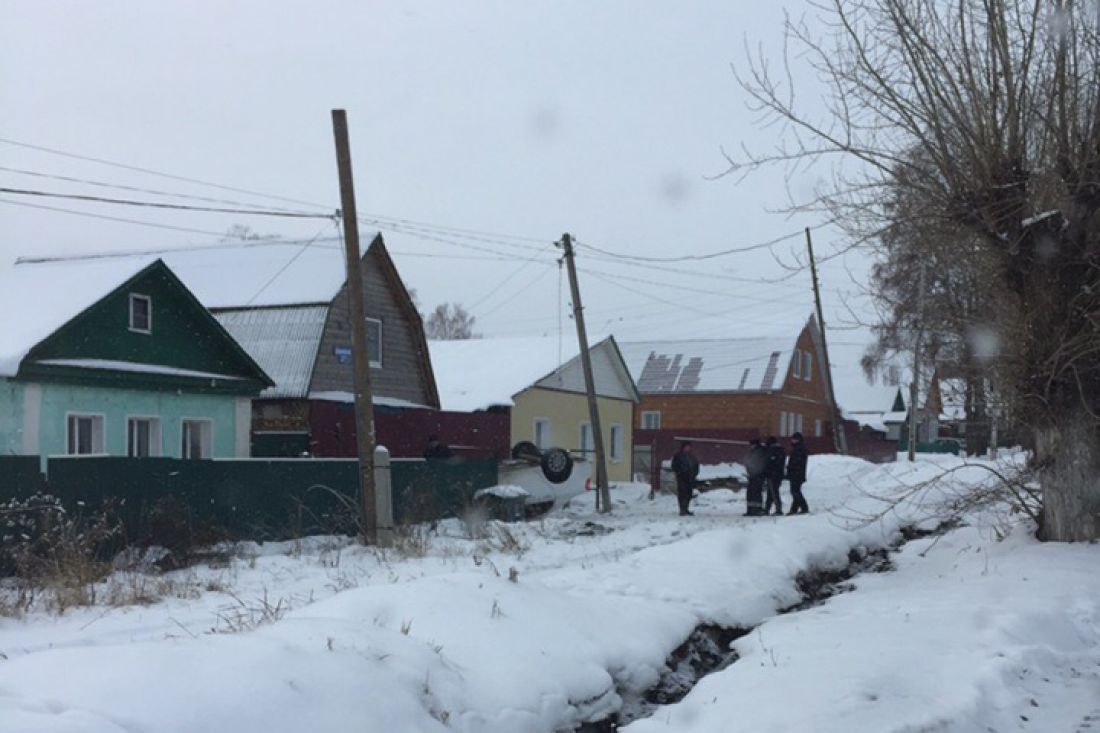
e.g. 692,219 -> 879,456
0,256 -> 156,376
215,305 -> 329,399
617,337 -> 797,393
16,234 -> 382,309
428,335 -> 635,412
826,341 -> 908,430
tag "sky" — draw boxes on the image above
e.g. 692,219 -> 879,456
0,1 -> 877,348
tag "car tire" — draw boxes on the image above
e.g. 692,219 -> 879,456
511,440 -> 541,461
541,448 -> 573,484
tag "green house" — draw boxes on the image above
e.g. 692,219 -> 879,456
0,257 -> 272,464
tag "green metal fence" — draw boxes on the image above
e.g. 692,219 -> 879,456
39,456 -> 497,542
0,456 -> 45,499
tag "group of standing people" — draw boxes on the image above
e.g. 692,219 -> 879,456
670,433 -> 809,517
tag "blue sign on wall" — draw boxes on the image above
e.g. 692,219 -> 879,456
334,346 -> 352,364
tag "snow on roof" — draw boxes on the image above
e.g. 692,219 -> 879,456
215,306 -> 329,399
16,235 -> 381,309
429,336 -> 583,411
0,256 -> 157,377
616,338 -> 795,393
827,341 -> 907,430
33,359 -> 248,381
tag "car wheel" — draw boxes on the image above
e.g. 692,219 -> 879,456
511,440 -> 541,461
541,447 -> 573,484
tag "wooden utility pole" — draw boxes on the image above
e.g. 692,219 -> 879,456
331,109 -> 378,544
907,264 -> 928,463
805,228 -> 848,455
558,233 -> 611,513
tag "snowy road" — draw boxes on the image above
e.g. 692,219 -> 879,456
1,455 -> 1098,732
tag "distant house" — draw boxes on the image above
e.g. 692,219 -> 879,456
21,234 -> 439,457
618,317 -> 837,441
827,344 -> 909,441
428,336 -> 641,482
0,258 -> 272,464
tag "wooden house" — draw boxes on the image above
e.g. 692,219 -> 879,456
21,233 -> 439,457
0,258 -> 272,464
428,335 -> 640,482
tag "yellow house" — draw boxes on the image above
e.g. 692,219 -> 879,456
429,335 -> 641,482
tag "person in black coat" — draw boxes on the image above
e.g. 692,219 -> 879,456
763,436 -> 787,516
670,441 -> 700,516
786,431 -> 810,514
743,438 -> 767,516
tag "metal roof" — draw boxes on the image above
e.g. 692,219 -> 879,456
617,338 -> 796,393
214,306 -> 328,398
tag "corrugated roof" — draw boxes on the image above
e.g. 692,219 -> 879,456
617,338 -> 796,393
215,306 -> 328,398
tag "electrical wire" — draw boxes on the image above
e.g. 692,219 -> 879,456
244,219 -> 340,306
577,226 -> 815,262
0,197 -> 233,237
0,186 -> 330,219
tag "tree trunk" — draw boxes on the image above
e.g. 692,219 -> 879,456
1036,408 -> 1100,541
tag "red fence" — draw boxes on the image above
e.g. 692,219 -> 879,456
309,403 -> 511,460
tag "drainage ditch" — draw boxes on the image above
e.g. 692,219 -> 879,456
576,523 -> 949,731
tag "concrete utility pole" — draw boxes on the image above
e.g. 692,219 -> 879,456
805,228 -> 848,455
331,109 -> 380,545
907,264 -> 928,463
558,233 -> 612,513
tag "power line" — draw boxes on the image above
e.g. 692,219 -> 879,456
476,262 -> 559,319
577,226 -> 817,263
0,186 -> 330,219
577,265 -> 813,308
0,197 -> 233,237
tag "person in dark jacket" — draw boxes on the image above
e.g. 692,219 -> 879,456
670,441 -> 700,516
786,431 -> 810,514
423,435 -> 454,460
763,436 -> 787,516
743,438 -> 767,516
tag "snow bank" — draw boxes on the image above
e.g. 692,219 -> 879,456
474,484 -> 530,500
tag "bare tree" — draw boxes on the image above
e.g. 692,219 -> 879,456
730,0 -> 1100,540
426,303 -> 479,340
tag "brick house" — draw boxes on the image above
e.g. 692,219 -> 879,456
618,317 -> 837,442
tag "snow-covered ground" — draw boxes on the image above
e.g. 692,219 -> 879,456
1,455 -> 1097,732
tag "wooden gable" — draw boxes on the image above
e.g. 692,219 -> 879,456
18,260 -> 272,395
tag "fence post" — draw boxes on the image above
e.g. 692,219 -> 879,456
373,445 -> 395,547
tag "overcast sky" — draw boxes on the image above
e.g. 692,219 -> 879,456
0,1 -> 875,346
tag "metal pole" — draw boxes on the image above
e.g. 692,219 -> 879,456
558,233 -> 611,513
331,109 -> 378,544
805,228 -> 848,454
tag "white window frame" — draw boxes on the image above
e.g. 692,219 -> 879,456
779,411 -> 788,437
578,421 -> 594,456
640,410 -> 661,430
181,418 -> 214,459
794,413 -> 804,435
792,350 -> 802,378
802,351 -> 813,381
126,416 -> 161,458
533,417 -> 552,450
366,317 -> 382,368
129,293 -> 152,334
609,423 -> 624,463
66,412 -> 106,455
815,419 -> 823,438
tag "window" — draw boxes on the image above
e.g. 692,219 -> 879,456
641,410 -> 661,430
815,419 -> 823,438
366,317 -> 382,368
533,418 -> 551,450
792,351 -> 802,378
794,413 -> 804,435
779,411 -> 788,437
181,419 -> 213,459
579,421 -> 594,456
802,351 -> 812,381
610,424 -> 624,462
127,417 -> 161,457
129,293 -> 151,333
67,414 -> 104,455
